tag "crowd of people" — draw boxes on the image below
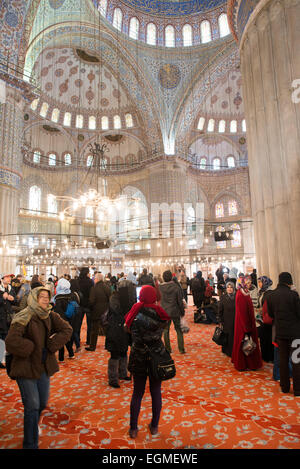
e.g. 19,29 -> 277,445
1,263 -> 300,448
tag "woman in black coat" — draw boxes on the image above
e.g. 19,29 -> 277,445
105,280 -> 137,388
217,281 -> 236,357
125,285 -> 170,439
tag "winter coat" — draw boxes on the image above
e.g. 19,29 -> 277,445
78,276 -> 94,308
217,293 -> 236,357
5,310 -> 72,379
190,277 -> 205,306
138,274 -> 155,287
53,292 -> 81,331
0,285 -> 16,335
128,307 -> 169,377
267,283 -> 300,340
159,281 -> 185,319
89,281 -> 111,321
179,274 -> 188,290
231,289 -> 262,371
105,288 -> 135,354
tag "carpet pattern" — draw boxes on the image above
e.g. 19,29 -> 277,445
1,305 -> 300,450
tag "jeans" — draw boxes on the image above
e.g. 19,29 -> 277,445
278,339 -> 300,395
16,372 -> 50,449
273,345 -> 293,381
130,374 -> 162,430
164,317 -> 185,353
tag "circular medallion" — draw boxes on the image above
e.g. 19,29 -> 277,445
158,64 -> 180,89
49,0 -> 66,9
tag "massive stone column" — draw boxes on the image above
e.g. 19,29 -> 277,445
235,0 -> 300,287
0,85 -> 25,274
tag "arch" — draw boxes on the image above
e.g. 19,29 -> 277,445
218,13 -> 230,38
113,8 -> 123,32
165,25 -> 175,47
146,23 -> 157,45
129,17 -> 139,40
200,20 -> 212,44
183,24 -> 193,47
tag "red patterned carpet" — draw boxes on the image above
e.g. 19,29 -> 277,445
1,304 -> 300,450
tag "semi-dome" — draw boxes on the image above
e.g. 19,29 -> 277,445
107,0 -> 226,16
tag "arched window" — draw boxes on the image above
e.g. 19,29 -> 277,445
51,108 -> 60,123
49,153 -> 56,166
76,114 -> 84,129
99,0 -> 107,16
101,115 -> 109,130
228,200 -> 238,216
218,120 -> 226,133
230,120 -> 237,133
31,98 -> 39,111
64,153 -> 72,166
213,158 -> 221,170
218,13 -> 230,38
125,113 -> 133,128
85,206 -> 94,221
40,102 -> 49,118
47,194 -> 57,215
33,150 -> 41,164
200,157 -> 206,170
231,223 -> 241,247
216,226 -> 226,249
207,118 -> 215,132
242,119 -> 247,132
183,24 -> 193,46
165,25 -> 175,47
113,8 -> 123,32
197,117 -> 205,131
64,112 -> 71,126
100,157 -> 107,170
29,186 -> 41,212
215,202 -> 224,218
89,116 -> 96,130
113,115 -> 121,129
87,155 -> 93,167
227,156 -> 235,168
201,20 -> 212,43
146,23 -> 157,45
129,17 -> 139,40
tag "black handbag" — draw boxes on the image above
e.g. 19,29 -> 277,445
5,353 -> 14,379
212,326 -> 228,346
194,311 -> 202,323
145,344 -> 176,381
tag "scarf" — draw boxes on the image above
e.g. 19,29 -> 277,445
125,285 -> 170,328
11,286 -> 52,327
236,277 -> 249,294
55,278 -> 71,298
258,276 -> 273,295
0,280 -> 11,294
226,281 -> 236,299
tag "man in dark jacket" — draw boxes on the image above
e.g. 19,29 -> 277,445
190,271 -> 206,311
267,272 -> 300,396
0,274 -> 16,368
87,273 -> 111,351
138,268 -> 154,287
78,267 -> 94,346
159,270 -> 185,354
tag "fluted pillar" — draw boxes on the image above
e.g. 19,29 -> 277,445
0,88 -> 24,275
239,0 -> 300,287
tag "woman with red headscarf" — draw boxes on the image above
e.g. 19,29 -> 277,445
125,285 -> 170,439
231,277 -> 263,371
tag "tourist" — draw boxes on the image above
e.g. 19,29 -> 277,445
125,285 -> 170,438
217,281 -> 236,357
31,274 -> 43,290
78,267 -> 94,346
257,276 -> 274,363
179,270 -> 188,302
245,275 -> 259,310
231,277 -> 262,371
251,269 -> 258,287
53,278 -> 80,361
160,270 -> 186,354
0,274 -> 16,369
138,268 -> 155,287
105,279 -> 136,388
5,286 -> 72,449
267,272 -> 300,396
190,271 -> 206,311
87,273 -> 111,351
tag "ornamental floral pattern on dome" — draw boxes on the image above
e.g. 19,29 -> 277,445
104,0 -> 226,16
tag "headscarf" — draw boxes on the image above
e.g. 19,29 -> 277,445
125,285 -> 170,328
236,276 -> 249,293
258,276 -> 273,294
226,281 -> 236,299
11,286 -> 52,327
196,271 -> 202,279
55,278 -> 71,297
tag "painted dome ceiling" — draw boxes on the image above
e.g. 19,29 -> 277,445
114,0 -> 226,16
32,46 -> 133,113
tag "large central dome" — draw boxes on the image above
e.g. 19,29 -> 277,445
111,0 -> 225,16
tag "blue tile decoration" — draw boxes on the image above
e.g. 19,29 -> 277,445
0,168 -> 21,190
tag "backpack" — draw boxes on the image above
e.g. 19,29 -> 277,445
65,300 -> 79,319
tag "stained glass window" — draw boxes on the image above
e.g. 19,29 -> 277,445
183,24 -> 193,46
113,8 -> 123,31
89,116 -> 96,130
215,202 -> 224,218
64,112 -> 71,126
216,226 -> 226,249
165,25 -> 175,47
87,155 -> 93,167
31,98 -> 39,111
218,120 -> 226,133
218,13 -> 230,37
197,117 -> 205,130
207,118 -> 215,132
125,113 -> 133,128
231,223 -> 241,247
29,186 -> 41,212
113,115 -> 121,129
40,102 -> 49,118
227,156 -> 235,168
201,20 -> 212,43
242,119 -> 247,132
51,108 -> 60,123
213,158 -> 221,170
33,150 -> 41,164
76,114 -> 83,129
64,153 -> 71,166
101,116 -> 109,130
200,157 -> 206,169
99,0 -> 107,16
147,23 -> 156,45
228,200 -> 238,216
129,17 -> 139,40
230,120 -> 237,133
49,153 -> 56,166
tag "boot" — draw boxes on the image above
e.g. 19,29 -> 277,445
119,355 -> 131,380
108,358 -> 120,388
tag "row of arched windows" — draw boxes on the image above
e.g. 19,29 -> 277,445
195,155 -> 237,170
99,0 -> 230,46
197,117 -> 246,133
32,150 -> 72,167
215,200 -> 239,218
31,99 -> 134,130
